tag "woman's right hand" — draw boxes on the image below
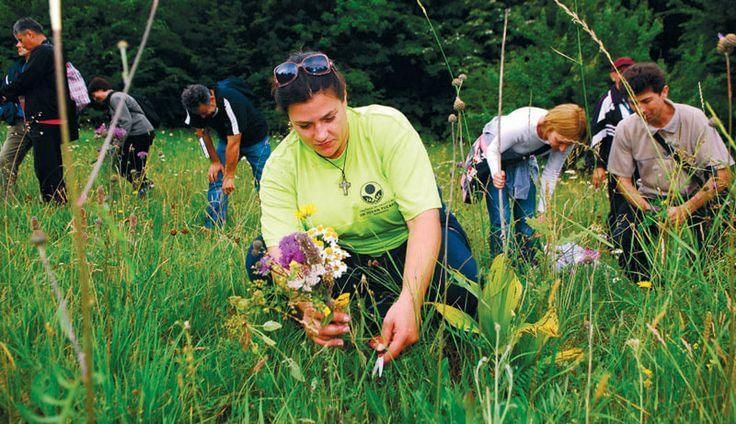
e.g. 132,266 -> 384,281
492,170 -> 506,189
299,303 -> 351,347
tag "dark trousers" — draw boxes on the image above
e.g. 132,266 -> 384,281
27,123 -> 66,203
610,198 -> 717,281
246,208 -> 479,317
118,132 -> 154,189
605,174 -> 628,233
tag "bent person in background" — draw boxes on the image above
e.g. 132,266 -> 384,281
466,104 -> 587,261
589,57 -> 635,232
0,17 -> 78,203
181,78 -> 270,228
247,51 -> 478,364
88,77 -> 155,197
0,43 -> 30,198
608,62 -> 734,281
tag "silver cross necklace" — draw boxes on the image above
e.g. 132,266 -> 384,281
319,142 -> 351,196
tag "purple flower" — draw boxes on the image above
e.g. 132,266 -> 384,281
137,151 -> 148,159
112,127 -> 127,140
719,33 -> 725,40
94,123 -> 107,137
581,248 -> 600,263
253,256 -> 272,276
278,233 -> 306,268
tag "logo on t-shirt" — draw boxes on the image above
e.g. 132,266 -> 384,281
360,182 -> 383,204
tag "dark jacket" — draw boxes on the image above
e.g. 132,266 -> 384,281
0,40 -> 78,139
0,60 -> 25,125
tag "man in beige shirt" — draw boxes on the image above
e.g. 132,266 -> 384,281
607,62 -> 733,281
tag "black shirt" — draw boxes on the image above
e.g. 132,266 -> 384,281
186,77 -> 268,147
0,40 -> 78,138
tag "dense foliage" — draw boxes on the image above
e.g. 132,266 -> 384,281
0,0 -> 733,138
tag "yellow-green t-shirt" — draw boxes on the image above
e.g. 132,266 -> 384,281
260,105 -> 441,255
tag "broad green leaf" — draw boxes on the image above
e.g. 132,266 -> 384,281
447,268 -> 481,299
478,254 -> 522,344
427,302 -> 480,334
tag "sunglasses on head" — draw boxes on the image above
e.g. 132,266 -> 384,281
273,53 -> 333,88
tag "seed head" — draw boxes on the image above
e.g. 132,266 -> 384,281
452,78 -> 462,88
453,96 -> 466,111
458,73 -> 467,82
96,186 -> 106,205
717,33 -> 736,55
30,217 -> 47,246
170,229 -> 178,236
117,40 -> 129,50
448,114 -> 458,123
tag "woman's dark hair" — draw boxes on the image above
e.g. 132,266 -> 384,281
272,51 -> 347,111
622,62 -> 666,95
87,76 -> 112,95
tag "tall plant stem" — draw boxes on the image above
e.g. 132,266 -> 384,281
726,54 -> 732,137
497,9 -> 509,252
49,1 -> 95,421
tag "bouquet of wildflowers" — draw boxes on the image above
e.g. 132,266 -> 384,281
254,205 -> 351,322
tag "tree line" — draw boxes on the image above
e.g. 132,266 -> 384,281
0,0 -> 733,140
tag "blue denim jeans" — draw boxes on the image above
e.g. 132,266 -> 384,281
485,165 -> 537,259
205,135 -> 271,228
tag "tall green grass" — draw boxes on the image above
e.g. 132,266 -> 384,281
0,126 -> 734,422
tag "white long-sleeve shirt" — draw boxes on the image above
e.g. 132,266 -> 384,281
483,107 -> 571,213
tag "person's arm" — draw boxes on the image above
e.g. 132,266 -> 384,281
0,46 -> 51,99
196,128 -> 224,183
109,94 -> 132,140
222,133 -> 242,195
667,167 -> 732,226
616,176 -> 654,211
381,208 -> 440,364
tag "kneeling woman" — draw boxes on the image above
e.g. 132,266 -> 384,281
250,51 -> 478,363
481,105 -> 586,258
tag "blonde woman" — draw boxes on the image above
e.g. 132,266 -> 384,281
481,104 -> 587,258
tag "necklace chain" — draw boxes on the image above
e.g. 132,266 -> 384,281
318,143 -> 351,196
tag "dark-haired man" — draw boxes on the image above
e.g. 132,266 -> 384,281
608,62 -> 733,280
181,78 -> 270,227
0,17 -> 78,203
589,57 -> 635,231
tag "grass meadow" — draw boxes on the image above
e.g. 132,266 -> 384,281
1,126 -> 735,422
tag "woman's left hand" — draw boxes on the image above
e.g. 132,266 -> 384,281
379,292 -> 420,364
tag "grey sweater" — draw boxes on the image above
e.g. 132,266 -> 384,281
108,92 -> 153,137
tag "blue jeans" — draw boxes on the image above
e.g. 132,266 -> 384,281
485,169 -> 537,259
205,136 -> 271,228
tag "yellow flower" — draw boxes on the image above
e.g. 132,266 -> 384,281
295,204 -> 317,220
637,280 -> 652,289
322,305 -> 331,317
641,367 -> 653,378
333,292 -> 351,311
555,348 -> 585,364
